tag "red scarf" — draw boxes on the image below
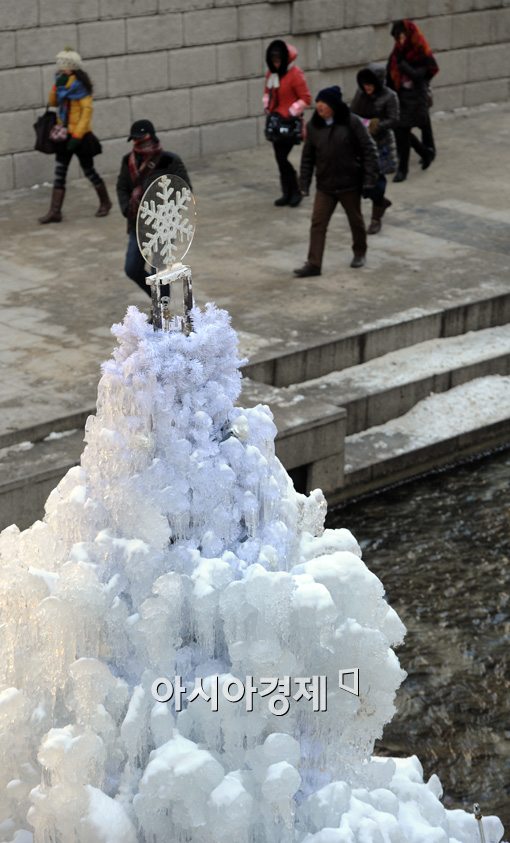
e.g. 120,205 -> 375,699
127,137 -> 163,218
388,20 -> 438,91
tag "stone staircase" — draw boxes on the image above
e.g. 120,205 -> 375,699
2,290 -> 510,530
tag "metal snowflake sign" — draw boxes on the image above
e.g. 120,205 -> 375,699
136,174 -> 196,271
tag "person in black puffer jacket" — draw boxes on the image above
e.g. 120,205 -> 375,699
351,62 -> 399,234
294,86 -> 378,274
387,19 -> 439,182
116,119 -> 192,296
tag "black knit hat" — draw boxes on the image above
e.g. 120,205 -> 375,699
315,85 -> 343,110
128,119 -> 157,141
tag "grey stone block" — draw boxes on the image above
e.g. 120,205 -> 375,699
321,27 -> 375,69
238,2 -> 291,39
463,78 -> 509,106
191,80 -> 249,124
169,45 -> 217,88
0,109 -> 36,155
289,34 -> 320,70
387,0 -> 429,18
16,24 -> 78,67
217,39 -> 263,81
0,33 -> 16,69
100,0 -> 157,18
434,49 -> 469,86
157,126 -> 201,160
107,52 -> 168,97
78,19 -> 126,58
130,89 -> 191,131
39,0 -> 100,24
160,0 -> 214,8
306,69 -> 345,98
426,0 -> 453,13
432,84 -> 464,111
344,0 -> 390,27
200,116 -> 257,154
373,23 -> 393,61
0,0 -> 37,30
247,76 -> 265,116
94,136 -> 129,176
0,156 -> 14,191
467,43 -> 510,80
292,0 -> 344,34
307,453 -> 344,494
183,7 -> 238,46
92,96 -> 131,139
452,10 -> 492,47
127,13 -> 183,53
490,7 -> 510,41
13,149 -> 55,188
417,15 -> 453,51
0,67 -> 43,112
214,0 -> 255,6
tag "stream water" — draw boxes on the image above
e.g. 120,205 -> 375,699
327,448 -> 510,830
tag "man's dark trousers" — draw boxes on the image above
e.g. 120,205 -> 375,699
307,189 -> 367,269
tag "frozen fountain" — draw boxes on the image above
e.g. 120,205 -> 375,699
0,176 -> 505,843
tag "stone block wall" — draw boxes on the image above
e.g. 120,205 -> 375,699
1,0 -> 509,189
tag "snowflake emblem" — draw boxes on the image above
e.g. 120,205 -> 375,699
138,175 -> 195,268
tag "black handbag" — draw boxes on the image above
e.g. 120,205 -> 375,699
34,109 -> 57,154
264,112 -> 303,145
80,132 -> 102,158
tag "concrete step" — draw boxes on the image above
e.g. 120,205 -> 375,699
0,397 -> 346,531
337,375 -> 510,502
283,325 -> 510,434
243,290 -> 510,388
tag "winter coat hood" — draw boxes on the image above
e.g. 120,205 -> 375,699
266,40 -> 298,75
357,62 -> 386,93
311,99 -> 351,128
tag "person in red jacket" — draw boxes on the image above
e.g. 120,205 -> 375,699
263,40 -> 311,207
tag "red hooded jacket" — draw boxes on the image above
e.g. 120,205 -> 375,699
263,42 -> 311,119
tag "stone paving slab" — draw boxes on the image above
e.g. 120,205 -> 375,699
1,105 -> 510,440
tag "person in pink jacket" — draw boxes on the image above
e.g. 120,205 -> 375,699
264,40 -> 312,207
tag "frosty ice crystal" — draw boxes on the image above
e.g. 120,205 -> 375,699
0,304 -> 505,843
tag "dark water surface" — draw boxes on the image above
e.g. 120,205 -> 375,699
327,449 -> 510,830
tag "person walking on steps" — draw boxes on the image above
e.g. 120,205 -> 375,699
387,19 -> 439,182
263,39 -> 311,208
294,86 -> 378,276
351,62 -> 399,234
39,49 -> 111,224
116,120 -> 192,297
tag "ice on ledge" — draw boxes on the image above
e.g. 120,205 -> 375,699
0,304 -> 505,843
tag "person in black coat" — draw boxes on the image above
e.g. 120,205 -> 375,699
387,19 -> 439,182
294,86 -> 378,275
116,119 -> 192,296
351,62 -> 399,233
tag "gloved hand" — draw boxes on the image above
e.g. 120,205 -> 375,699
67,136 -> 81,152
368,117 -> 380,136
362,186 -> 375,200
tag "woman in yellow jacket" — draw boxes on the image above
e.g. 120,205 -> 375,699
39,49 -> 111,224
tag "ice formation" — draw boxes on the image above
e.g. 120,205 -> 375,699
0,304 -> 505,843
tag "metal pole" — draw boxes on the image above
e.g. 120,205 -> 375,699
473,804 -> 487,843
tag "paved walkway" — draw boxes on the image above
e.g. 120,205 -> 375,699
1,104 -> 510,440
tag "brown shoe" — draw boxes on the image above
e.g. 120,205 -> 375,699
293,263 -> 321,277
95,181 -> 112,217
38,187 -> 65,224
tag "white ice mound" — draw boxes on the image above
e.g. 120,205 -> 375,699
0,305 -> 504,842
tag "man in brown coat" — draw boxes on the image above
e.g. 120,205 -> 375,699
294,86 -> 379,274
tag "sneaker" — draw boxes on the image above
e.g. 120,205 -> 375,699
293,263 -> 321,277
350,255 -> 366,268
